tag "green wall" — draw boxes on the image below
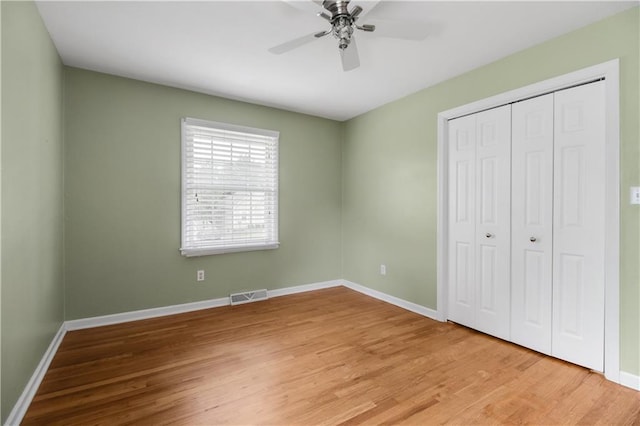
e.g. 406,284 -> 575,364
342,7 -> 640,375
1,2 -> 65,422
63,68 -> 343,320
2,3 -> 639,420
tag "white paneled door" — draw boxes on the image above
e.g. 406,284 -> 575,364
552,81 -> 605,371
448,105 -> 511,340
448,80 -> 606,372
474,106 -> 511,340
511,93 -> 554,355
448,114 -> 476,330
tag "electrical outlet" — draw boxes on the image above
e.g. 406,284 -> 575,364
380,264 -> 386,276
630,187 -> 640,205
197,270 -> 205,281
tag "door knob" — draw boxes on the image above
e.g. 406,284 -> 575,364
530,237 -> 537,242
486,233 -> 493,238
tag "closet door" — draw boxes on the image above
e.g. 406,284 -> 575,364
448,105 -> 511,339
552,81 -> 605,371
474,106 -> 511,340
511,94 -> 554,354
448,114 -> 477,329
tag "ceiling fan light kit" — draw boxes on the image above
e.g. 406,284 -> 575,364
270,0 -> 428,72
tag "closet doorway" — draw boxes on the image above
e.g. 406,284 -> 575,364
436,60 -> 620,383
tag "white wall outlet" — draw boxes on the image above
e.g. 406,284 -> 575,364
197,270 -> 205,281
380,264 -> 386,276
630,187 -> 640,205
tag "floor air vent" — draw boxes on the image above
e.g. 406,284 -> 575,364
230,289 -> 268,305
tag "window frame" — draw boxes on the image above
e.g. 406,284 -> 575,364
180,117 -> 280,257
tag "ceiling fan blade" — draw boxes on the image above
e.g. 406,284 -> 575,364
341,37 -> 360,72
362,18 -> 430,41
268,32 -> 322,55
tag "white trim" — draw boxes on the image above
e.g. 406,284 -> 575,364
181,243 -> 279,257
602,60 -> 620,384
438,61 -> 616,121
183,117 -> 280,139
268,280 -> 342,298
619,371 -> 640,391
4,324 -> 67,426
64,279 -> 342,331
65,297 -> 230,331
343,280 -> 438,320
436,114 -> 449,322
436,59 -> 620,382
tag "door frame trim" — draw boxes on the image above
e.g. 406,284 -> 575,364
436,59 -> 620,383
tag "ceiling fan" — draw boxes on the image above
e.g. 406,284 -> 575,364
269,0 -> 430,72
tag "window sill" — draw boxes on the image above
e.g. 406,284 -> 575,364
180,243 -> 280,257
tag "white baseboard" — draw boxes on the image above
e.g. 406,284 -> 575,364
268,279 -> 341,298
342,280 -> 438,320
4,323 -> 67,426
65,279 -> 343,331
619,371 -> 640,391
65,296 -> 229,331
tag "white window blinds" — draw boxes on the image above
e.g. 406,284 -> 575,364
181,118 -> 279,257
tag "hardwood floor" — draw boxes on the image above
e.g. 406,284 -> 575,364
23,287 -> 640,425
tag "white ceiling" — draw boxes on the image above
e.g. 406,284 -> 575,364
36,1 -> 637,121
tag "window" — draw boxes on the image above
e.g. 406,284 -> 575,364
181,118 -> 279,256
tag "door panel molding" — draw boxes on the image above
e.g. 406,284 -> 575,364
511,93 -> 554,356
552,81 -> 606,371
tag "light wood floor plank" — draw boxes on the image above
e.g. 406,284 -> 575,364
22,287 -> 640,425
